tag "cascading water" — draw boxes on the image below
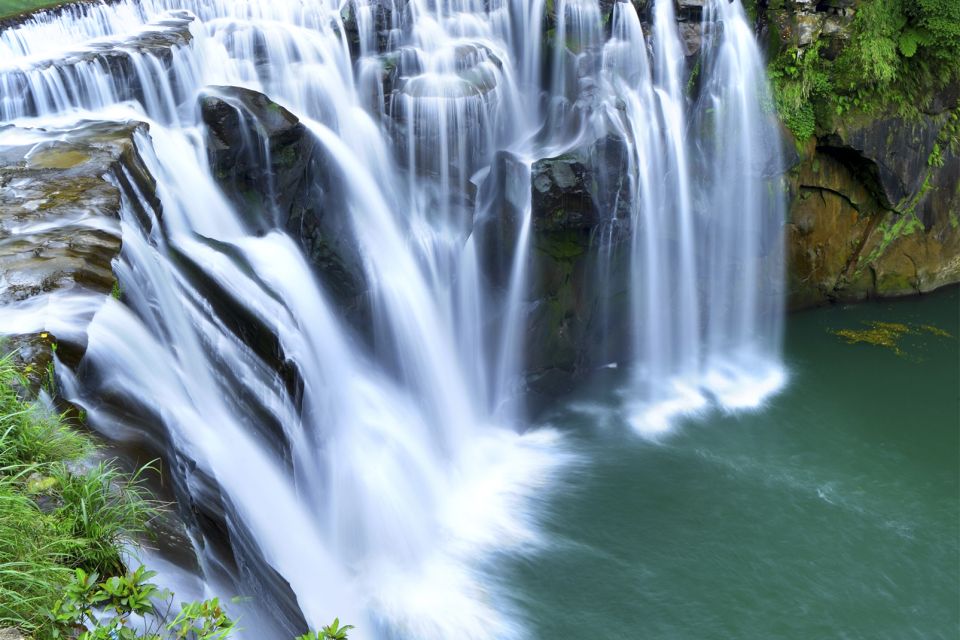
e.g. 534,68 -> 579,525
591,0 -> 787,433
0,0 -> 786,637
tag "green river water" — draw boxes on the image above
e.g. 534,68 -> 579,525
511,287 -> 959,639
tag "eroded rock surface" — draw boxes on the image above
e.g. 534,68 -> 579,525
787,119 -> 960,307
0,121 -> 156,385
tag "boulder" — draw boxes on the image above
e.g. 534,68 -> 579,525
199,87 -> 368,313
491,135 -> 633,397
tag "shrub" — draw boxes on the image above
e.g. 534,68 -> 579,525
51,567 -> 352,640
767,0 -> 960,140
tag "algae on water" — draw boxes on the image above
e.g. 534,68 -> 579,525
831,321 -> 954,355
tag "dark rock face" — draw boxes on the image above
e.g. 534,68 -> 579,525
531,134 -> 631,238
827,114 -> 946,215
200,87 -> 314,231
482,135 -> 632,397
199,87 -> 367,313
0,121 -> 157,386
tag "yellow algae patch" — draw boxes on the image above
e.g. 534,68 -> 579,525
27,148 -> 90,170
921,324 -> 953,339
833,322 -> 912,355
831,320 -> 955,355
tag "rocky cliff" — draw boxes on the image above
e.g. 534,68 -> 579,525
758,0 -> 960,307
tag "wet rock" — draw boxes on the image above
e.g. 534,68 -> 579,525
200,87 -> 313,230
0,12 -> 194,120
517,136 -> 633,397
678,21 -> 703,57
787,131 -> 960,307
0,121 -> 157,385
531,135 -> 631,237
199,86 -> 367,313
339,0 -> 404,59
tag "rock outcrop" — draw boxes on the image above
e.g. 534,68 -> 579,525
0,121 -> 157,388
199,87 -> 367,313
482,136 -> 632,396
762,0 -> 855,53
787,122 -> 960,307
763,0 -> 960,307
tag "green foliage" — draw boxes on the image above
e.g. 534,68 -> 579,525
50,567 -> 237,640
167,599 -> 237,640
48,462 -> 159,575
842,0 -> 906,86
0,481 -> 75,632
0,0 -> 69,19
0,353 -> 350,638
0,353 -> 90,466
768,42 -> 832,141
930,108 -> 960,167
0,353 -> 154,634
52,568 -> 352,640
296,618 -> 355,640
768,0 -> 960,140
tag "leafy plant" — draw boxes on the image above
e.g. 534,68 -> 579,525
51,567 -> 238,640
167,598 -> 237,640
766,0 -> 960,140
297,618 -> 355,640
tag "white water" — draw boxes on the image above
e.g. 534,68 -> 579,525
0,0 -> 786,637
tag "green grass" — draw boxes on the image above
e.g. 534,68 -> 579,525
0,0 -> 72,19
0,353 -> 158,635
0,478 -> 76,632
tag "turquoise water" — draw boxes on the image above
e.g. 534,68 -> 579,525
511,287 -> 959,639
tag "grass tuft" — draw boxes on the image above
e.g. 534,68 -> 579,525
0,351 -> 159,635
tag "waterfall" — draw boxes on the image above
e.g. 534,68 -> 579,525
0,0 -> 786,637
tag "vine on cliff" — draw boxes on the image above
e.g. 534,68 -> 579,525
767,0 -> 960,141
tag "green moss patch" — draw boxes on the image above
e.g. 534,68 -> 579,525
767,0 -> 960,142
